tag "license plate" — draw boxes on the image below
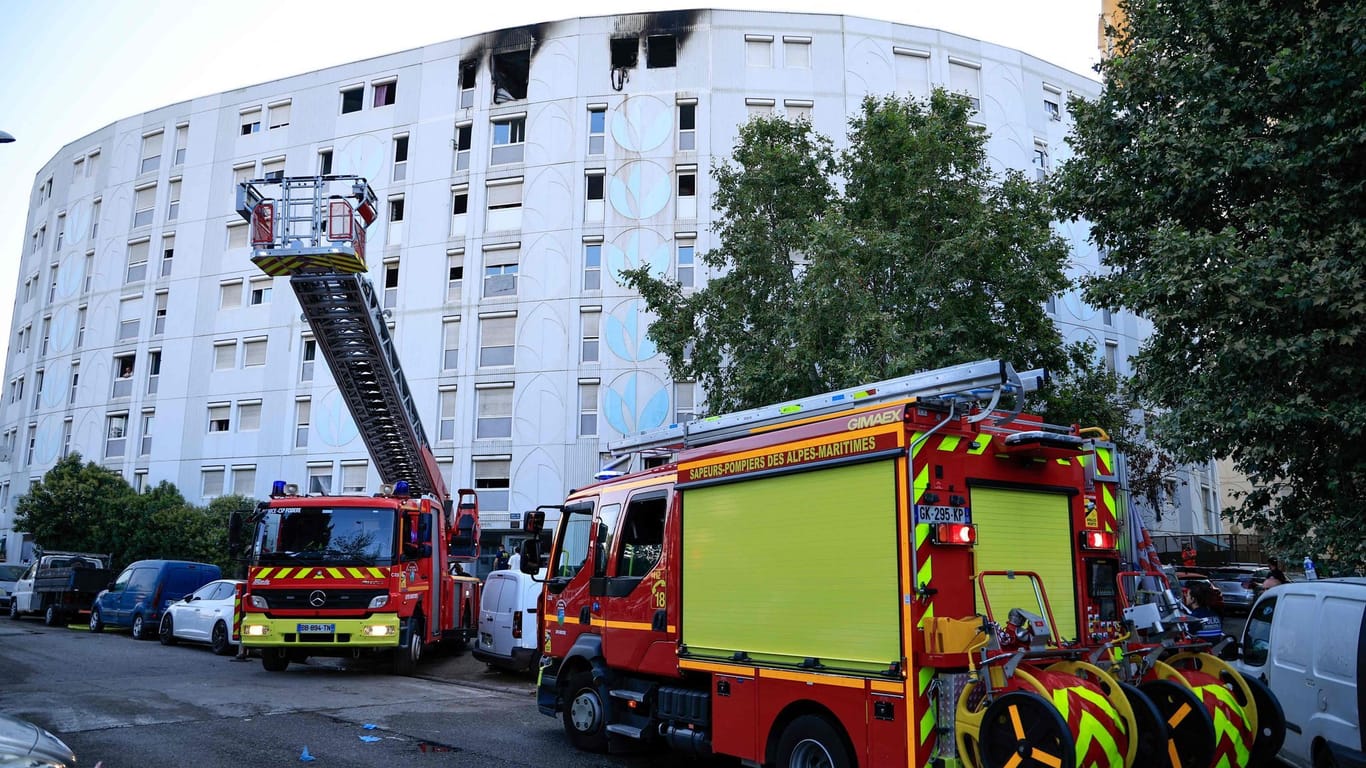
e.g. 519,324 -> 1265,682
915,505 -> 970,524
297,623 -> 335,634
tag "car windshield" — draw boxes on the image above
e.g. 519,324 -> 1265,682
254,506 -> 397,566
0,564 -> 25,580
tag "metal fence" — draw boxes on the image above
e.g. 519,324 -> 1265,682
1152,533 -> 1266,567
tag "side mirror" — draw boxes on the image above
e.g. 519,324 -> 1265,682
519,540 -> 542,575
1218,634 -> 1240,661
523,510 -> 545,535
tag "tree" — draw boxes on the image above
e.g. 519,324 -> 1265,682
1055,1 -> 1366,571
15,453 -> 137,557
626,91 -> 1114,424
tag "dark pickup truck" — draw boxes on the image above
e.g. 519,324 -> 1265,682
7,552 -> 111,626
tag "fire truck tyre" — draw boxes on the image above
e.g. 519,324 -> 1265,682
392,617 -> 423,676
978,691 -> 1076,768
262,648 -> 290,672
1244,675 -> 1286,767
131,613 -> 151,640
44,604 -> 62,627
88,607 -> 104,633
211,622 -> 232,656
1139,679 -> 1215,768
159,614 -> 178,645
774,715 -> 853,768
561,669 -> 610,753
1118,681 -> 1168,768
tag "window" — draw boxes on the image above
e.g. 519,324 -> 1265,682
611,37 -> 639,69
86,151 -> 99,177
173,123 -> 188,165
55,214 -> 65,251
949,57 -> 982,111
73,156 -> 85,180
676,165 -> 697,219
579,380 -> 599,436
268,100 -> 291,129
233,162 -> 255,194
482,246 -> 519,299
240,108 -> 262,135
113,353 -> 136,398
473,457 -> 510,510
76,305 -> 87,347
451,184 -> 469,234
248,277 -> 271,306
491,116 -> 526,164
581,308 -> 600,363
294,398 -> 311,448
318,148 -> 334,175
486,178 -> 523,231
388,195 -> 405,223
153,291 -> 168,335
214,341 -> 236,371
233,465 -> 257,496
140,131 -> 163,174
783,35 -> 811,68
1046,295 -> 1057,314
479,313 -> 515,367
146,350 -> 161,395
584,241 -> 602,290
105,413 -> 128,458
1103,308 -> 1114,326
166,179 -> 181,222
227,222 -> 249,249
588,106 -> 606,155
220,279 -> 243,308
1043,83 -> 1063,121
438,387 -> 458,441
674,381 -> 696,423
446,250 -> 464,302
647,34 -> 677,68
238,400 -> 262,431
202,467 -> 225,499
69,363 -> 79,405
32,369 -> 43,409
677,238 -> 695,287
1033,140 -> 1050,181
677,101 -> 696,151
453,123 -> 472,172
300,337 -> 316,381
372,78 -> 397,107
61,419 -> 73,458
585,169 -> 605,222
83,252 -> 93,294
208,403 -> 231,433
745,34 -> 773,67
8,378 -> 23,406
39,316 -> 50,355
383,259 -> 400,308
126,239 -> 150,283
1242,597 -> 1277,667
341,462 -> 367,493
491,49 -> 530,103
443,317 -> 461,371
340,85 -> 363,114
262,157 -> 285,182
784,99 -> 813,122
132,184 -> 156,228
90,199 -> 100,238
308,463 -> 333,494
1104,340 -> 1118,373
243,337 -> 268,367
458,59 -> 477,109
392,134 -> 408,181
139,410 -> 154,456
745,97 -> 775,118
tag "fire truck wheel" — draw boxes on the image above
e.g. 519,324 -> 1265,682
1139,679 -> 1215,768
977,691 -> 1076,768
1118,681 -> 1167,768
774,714 -> 852,768
393,617 -> 423,676
44,604 -> 62,627
262,648 -> 290,672
561,669 -> 609,753
131,613 -> 151,640
1244,675 -> 1286,767
211,622 -> 232,656
159,615 -> 178,646
88,607 -> 104,633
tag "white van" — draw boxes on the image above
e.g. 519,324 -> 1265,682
1234,577 -> 1366,768
473,569 -> 542,672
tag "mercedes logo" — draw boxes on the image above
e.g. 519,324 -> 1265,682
309,590 -> 327,608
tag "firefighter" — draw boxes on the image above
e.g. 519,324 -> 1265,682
1181,542 -> 1197,568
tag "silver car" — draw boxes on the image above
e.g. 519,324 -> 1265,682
1209,567 -> 1262,614
0,711 -> 77,767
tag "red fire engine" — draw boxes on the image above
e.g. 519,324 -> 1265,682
228,176 -> 481,674
520,360 -> 1284,767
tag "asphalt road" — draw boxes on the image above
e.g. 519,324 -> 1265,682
0,619 -> 728,768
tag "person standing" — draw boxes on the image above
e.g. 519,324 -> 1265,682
1185,582 -> 1224,640
494,545 -> 511,570
1182,543 -> 1197,568
1261,557 -> 1288,590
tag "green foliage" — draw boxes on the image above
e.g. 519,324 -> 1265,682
624,91 -> 1121,430
14,454 -> 249,570
1056,0 -> 1366,572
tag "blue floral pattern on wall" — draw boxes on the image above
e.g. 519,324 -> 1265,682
604,229 -> 671,287
605,300 -> 658,363
609,96 -> 671,152
604,372 -> 671,436
608,161 -> 671,220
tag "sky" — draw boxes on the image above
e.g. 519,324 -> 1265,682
0,0 -> 1103,353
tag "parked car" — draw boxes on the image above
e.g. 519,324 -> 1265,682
472,568 -> 543,672
158,578 -> 243,655
89,560 -> 222,640
0,711 -> 76,767
0,564 -> 26,611
1207,569 -> 1258,614
1232,577 -> 1366,768
7,552 -> 111,626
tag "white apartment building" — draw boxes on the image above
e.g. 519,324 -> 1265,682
0,10 -> 1219,567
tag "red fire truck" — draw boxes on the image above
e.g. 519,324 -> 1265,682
520,360 -> 1283,767
228,176 -> 481,674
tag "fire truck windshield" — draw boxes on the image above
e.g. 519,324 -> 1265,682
254,506 -> 397,566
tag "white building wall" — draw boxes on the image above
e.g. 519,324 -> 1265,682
0,9 -> 1214,565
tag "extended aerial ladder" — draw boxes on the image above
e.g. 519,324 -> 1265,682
236,175 -> 480,559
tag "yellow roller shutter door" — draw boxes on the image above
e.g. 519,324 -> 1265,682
971,486 -> 1077,640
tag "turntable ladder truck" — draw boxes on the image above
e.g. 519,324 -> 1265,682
231,175 -> 481,674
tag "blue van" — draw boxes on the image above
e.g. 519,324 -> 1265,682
89,560 -> 222,640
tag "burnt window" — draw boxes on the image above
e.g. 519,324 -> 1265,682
611,37 -> 639,69
646,34 -> 677,68
458,59 -> 477,109
491,49 -> 530,103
